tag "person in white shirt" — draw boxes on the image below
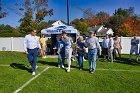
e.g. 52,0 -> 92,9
108,34 -> 114,63
129,34 -> 139,62
24,28 -> 41,75
102,34 -> 109,59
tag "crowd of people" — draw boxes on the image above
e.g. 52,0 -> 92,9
24,28 -> 140,75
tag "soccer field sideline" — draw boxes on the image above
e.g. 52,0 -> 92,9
1,64 -> 140,73
0,63 -> 140,93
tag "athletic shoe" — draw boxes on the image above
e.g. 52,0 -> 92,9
32,72 -> 35,75
36,65 -> 38,69
89,68 -> 92,72
79,68 -> 82,70
66,68 -> 70,72
91,69 -> 95,74
136,58 -> 138,62
58,65 -> 60,68
42,56 -> 46,59
128,59 -> 132,62
61,65 -> 64,68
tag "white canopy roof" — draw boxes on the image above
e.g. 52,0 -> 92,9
41,20 -> 79,35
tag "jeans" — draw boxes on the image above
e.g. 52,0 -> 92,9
58,52 -> 65,66
27,48 -> 38,72
88,49 -> 98,70
77,51 -> 84,69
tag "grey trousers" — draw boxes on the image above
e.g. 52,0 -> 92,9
113,48 -> 121,59
108,49 -> 113,63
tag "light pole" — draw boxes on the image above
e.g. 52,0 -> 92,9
66,0 -> 70,25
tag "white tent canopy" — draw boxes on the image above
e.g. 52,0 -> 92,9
41,20 -> 79,35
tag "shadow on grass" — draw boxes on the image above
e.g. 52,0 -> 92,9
97,57 -> 140,66
10,63 -> 31,73
114,57 -> 140,66
38,61 -> 58,67
38,60 -> 79,69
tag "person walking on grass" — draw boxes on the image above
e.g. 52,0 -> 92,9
108,34 -> 114,63
24,28 -> 41,75
102,34 -> 109,60
40,34 -> 47,58
62,31 -> 73,72
128,34 -> 139,62
85,31 -> 101,73
113,35 -> 122,60
57,36 -> 65,68
76,36 -> 86,70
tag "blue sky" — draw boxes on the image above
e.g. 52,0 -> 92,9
0,0 -> 140,27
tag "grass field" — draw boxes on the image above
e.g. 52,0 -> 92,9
0,51 -> 140,93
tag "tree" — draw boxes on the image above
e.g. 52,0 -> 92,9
109,7 -> 136,35
118,24 -> 131,37
0,24 -> 18,33
114,7 -> 135,17
96,11 -> 110,25
19,0 -> 53,33
0,0 -> 7,18
71,18 -> 88,35
83,8 -> 95,19
39,21 -> 48,30
117,16 -> 140,36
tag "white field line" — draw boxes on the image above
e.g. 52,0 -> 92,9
0,64 -> 9,66
13,67 -> 49,93
0,64 -> 140,73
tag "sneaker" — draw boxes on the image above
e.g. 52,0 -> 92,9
136,59 -> 138,62
91,69 -> 95,74
58,65 -> 60,68
128,59 -> 132,62
44,56 -> 47,58
61,65 -> 64,68
79,68 -> 82,70
89,68 -> 92,72
32,72 -> 35,75
66,68 -> 70,72
36,65 -> 38,69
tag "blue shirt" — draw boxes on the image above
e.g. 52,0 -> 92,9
77,41 -> 85,52
86,37 -> 101,50
131,39 -> 139,46
58,40 -> 65,53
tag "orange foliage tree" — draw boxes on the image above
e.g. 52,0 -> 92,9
118,17 -> 140,36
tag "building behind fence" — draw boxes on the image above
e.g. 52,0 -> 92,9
0,37 -> 139,54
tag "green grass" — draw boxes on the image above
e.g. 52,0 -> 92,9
0,51 -> 140,93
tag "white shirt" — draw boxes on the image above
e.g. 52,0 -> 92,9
108,37 -> 114,50
24,34 -> 41,52
102,38 -> 109,48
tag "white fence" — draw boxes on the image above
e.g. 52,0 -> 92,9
0,37 -> 24,52
0,37 -> 139,54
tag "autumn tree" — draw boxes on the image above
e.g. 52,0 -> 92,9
118,16 -> 140,36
